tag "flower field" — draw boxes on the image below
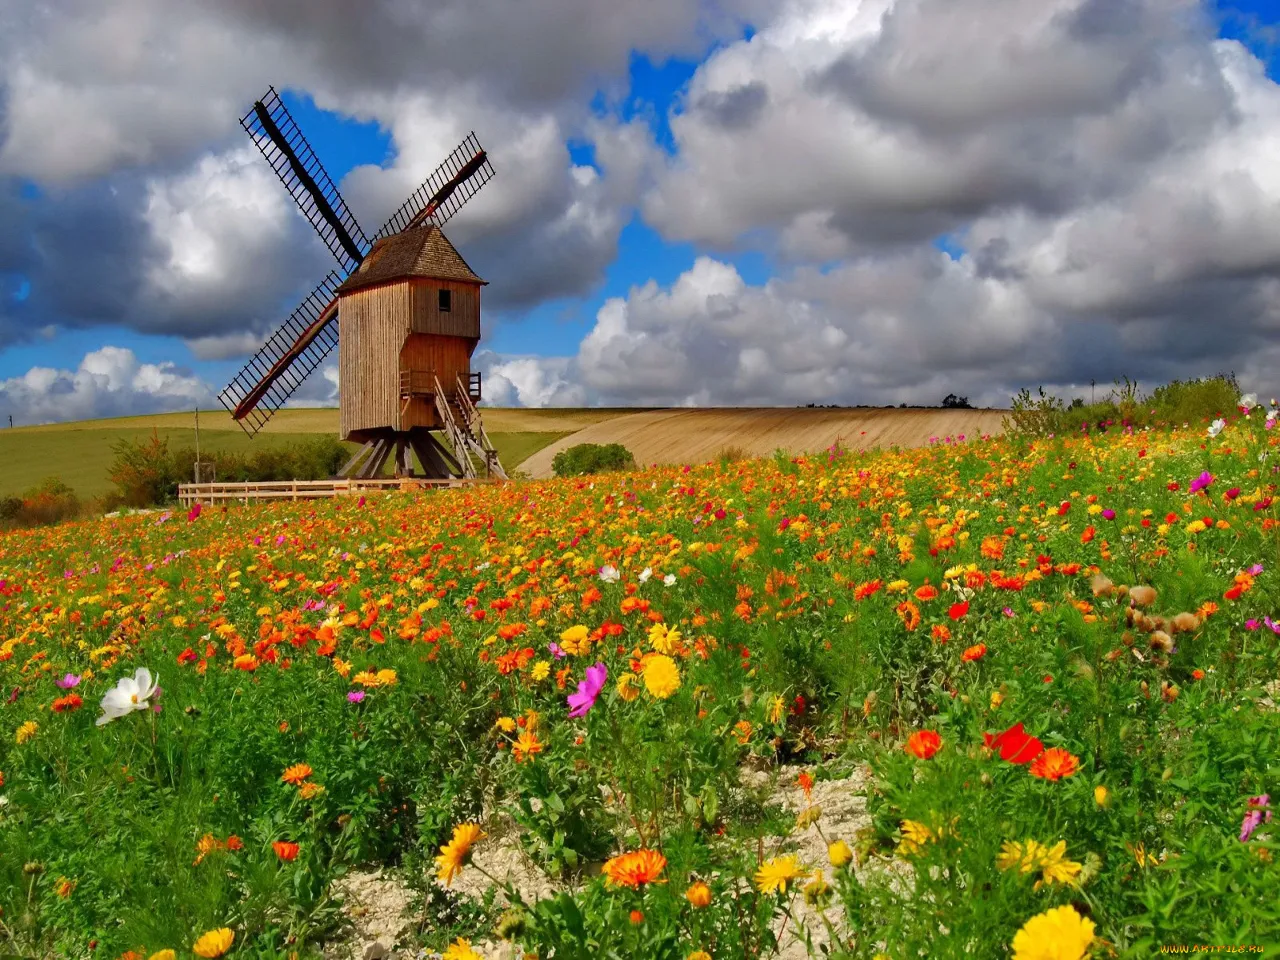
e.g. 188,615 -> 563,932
2,402 -> 1279,959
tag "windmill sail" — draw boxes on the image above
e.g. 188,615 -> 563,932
241,87 -> 370,273
374,132 -> 494,238
217,272 -> 344,436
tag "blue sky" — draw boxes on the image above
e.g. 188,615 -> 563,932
3,0 -> 1280,417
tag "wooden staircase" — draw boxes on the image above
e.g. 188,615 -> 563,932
433,374 -> 507,479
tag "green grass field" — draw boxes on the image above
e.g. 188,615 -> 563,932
0,422 -> 571,499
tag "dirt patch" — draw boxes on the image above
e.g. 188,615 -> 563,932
327,869 -> 416,960
518,407 -> 1007,478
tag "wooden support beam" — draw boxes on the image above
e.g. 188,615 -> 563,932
338,439 -> 375,478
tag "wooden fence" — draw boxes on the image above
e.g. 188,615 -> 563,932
177,477 -> 489,507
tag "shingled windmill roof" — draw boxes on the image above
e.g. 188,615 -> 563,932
336,223 -> 486,294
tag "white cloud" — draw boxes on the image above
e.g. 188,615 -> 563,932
0,346 -> 212,424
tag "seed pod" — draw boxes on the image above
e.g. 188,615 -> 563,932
1129,585 -> 1158,607
1091,573 -> 1115,597
1170,612 -> 1201,634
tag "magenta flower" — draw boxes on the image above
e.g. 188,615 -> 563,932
1246,619 -> 1260,630
187,503 -> 202,522
1249,563 -> 1264,575
56,673 -> 81,689
1189,471 -> 1214,494
1101,508 -> 1116,520
1240,794 -> 1272,842
347,690 -> 366,703
1225,488 -> 1241,501
567,662 -> 607,718
548,642 -> 567,660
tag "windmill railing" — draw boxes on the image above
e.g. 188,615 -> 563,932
399,370 -> 436,398
454,374 -> 507,480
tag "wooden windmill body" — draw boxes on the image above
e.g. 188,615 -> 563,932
218,87 -> 505,480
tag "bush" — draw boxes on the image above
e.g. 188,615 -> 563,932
551,443 -> 636,478
109,430 -> 179,507
9,477 -> 82,528
940,393 -> 972,408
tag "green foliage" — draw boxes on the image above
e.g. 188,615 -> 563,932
1005,374 -> 1242,439
551,442 -> 636,478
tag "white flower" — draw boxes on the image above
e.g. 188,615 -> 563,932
1207,418 -> 1226,438
598,565 -> 620,583
663,574 -> 677,587
1239,393 -> 1258,412
638,567 -> 653,583
96,668 -> 159,726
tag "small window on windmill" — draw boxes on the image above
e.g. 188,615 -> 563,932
438,289 -> 451,313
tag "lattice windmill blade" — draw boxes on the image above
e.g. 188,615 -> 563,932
217,272 -> 344,436
374,132 -> 494,239
241,87 -> 370,273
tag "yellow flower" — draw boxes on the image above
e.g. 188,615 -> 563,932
333,658 -> 352,678
149,951 -> 177,960
530,661 -> 551,682
648,622 -> 682,654
442,938 -> 482,960
616,672 -> 640,701
996,840 -> 1082,889
754,854 -> 804,894
1094,785 -> 1109,808
802,870 -> 831,906
767,694 -> 785,724
896,819 -> 936,857
375,668 -> 397,686
1010,905 -> 1095,960
435,823 -> 486,886
495,716 -> 517,733
642,655 -> 681,699
685,880 -> 712,908
559,624 -> 592,655
192,927 -> 235,958
990,691 -> 1003,710
828,840 -> 853,868
687,952 -> 713,960
15,720 -> 37,745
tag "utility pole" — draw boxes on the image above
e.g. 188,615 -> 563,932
1091,379 -> 1096,405
194,406 -> 201,482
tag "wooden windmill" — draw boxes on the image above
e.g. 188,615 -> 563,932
218,87 -> 506,480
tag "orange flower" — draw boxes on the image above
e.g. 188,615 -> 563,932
905,730 -> 942,760
1029,747 -> 1080,781
685,881 -> 713,908
961,643 -> 987,662
931,623 -> 951,643
914,584 -> 938,601
602,849 -> 668,888
272,841 -> 300,861
512,730 -> 544,762
281,763 -> 313,785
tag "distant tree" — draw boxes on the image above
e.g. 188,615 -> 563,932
941,393 -> 972,409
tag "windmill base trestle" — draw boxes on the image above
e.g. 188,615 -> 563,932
337,426 -> 505,482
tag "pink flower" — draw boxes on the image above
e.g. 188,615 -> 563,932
1246,619 -> 1260,630
347,691 -> 366,703
1189,471 -> 1214,494
1101,508 -> 1116,520
548,642 -> 567,660
57,673 -> 81,689
1225,488 -> 1241,501
567,662 -> 607,718
187,503 -> 202,522
1240,794 -> 1271,842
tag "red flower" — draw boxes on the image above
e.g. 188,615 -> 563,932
948,601 -> 969,621
272,841 -> 300,861
905,730 -> 942,760
983,722 -> 1044,765
960,643 -> 986,662
1057,500 -> 1070,515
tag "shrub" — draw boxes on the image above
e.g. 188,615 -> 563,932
12,477 -> 82,527
109,430 -> 179,507
551,443 -> 636,478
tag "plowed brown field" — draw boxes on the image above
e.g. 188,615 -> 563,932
517,407 -> 1007,477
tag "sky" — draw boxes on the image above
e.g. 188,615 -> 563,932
1,0 -> 1279,424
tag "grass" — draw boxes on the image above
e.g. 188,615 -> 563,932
0,425 -> 570,498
